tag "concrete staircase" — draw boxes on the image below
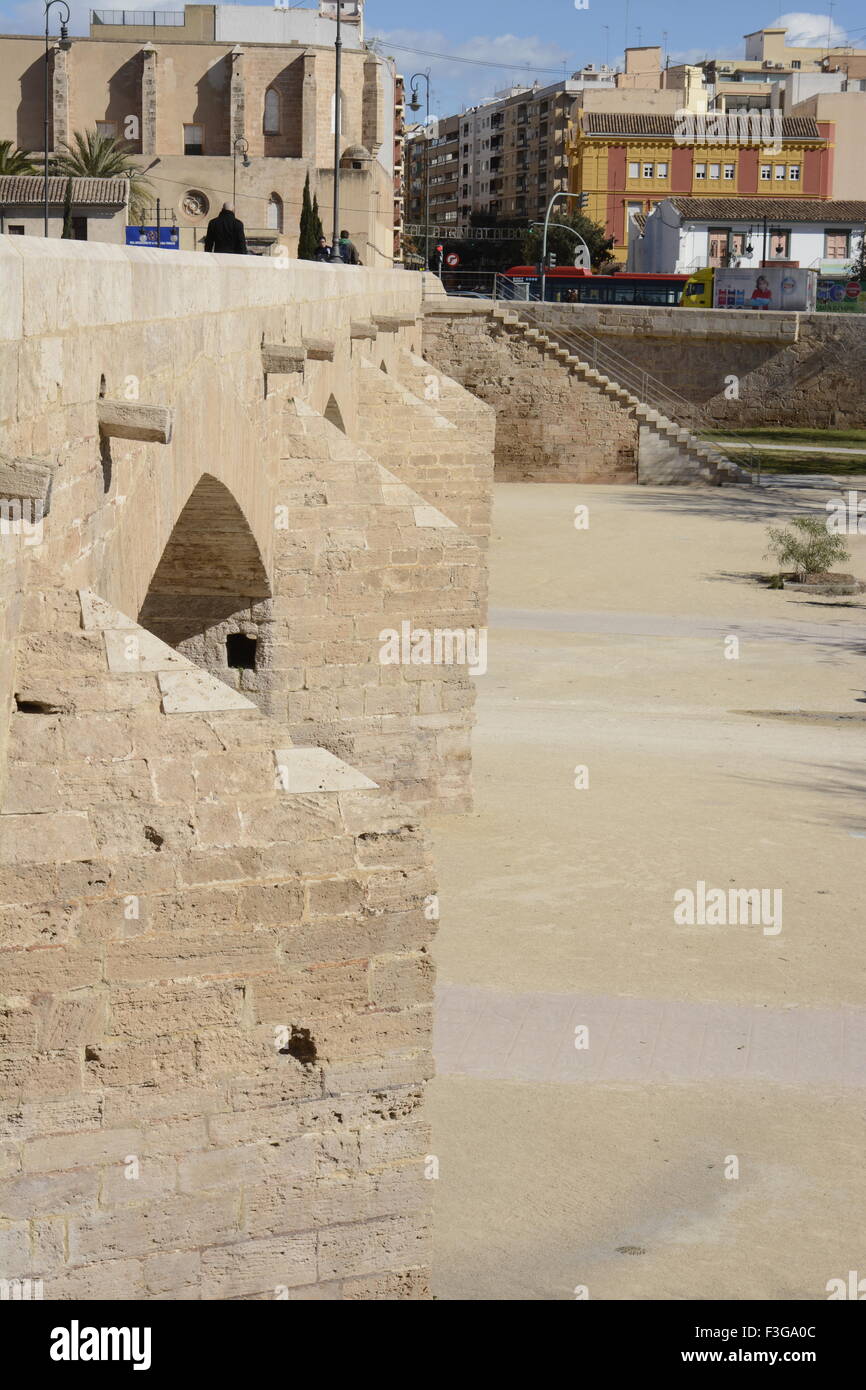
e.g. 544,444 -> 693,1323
491,305 -> 752,487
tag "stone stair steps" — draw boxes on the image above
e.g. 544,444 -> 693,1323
491,303 -> 752,487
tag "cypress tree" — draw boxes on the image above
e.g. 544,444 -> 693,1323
312,191 -> 324,244
298,172 -> 317,259
61,176 -> 74,239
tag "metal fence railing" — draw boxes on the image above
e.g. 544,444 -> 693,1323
91,10 -> 185,25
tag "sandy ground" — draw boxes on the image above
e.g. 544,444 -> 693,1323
427,482 -> 866,1301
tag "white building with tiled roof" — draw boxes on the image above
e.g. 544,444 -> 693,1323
629,196 -> 866,275
0,176 -> 129,242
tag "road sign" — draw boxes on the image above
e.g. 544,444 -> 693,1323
445,252 -> 460,267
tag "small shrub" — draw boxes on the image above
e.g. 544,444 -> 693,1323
764,518 -> 850,579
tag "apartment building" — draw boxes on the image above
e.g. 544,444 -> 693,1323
404,67 -> 616,233
0,1 -> 399,261
405,112 -> 459,244
393,72 -> 405,260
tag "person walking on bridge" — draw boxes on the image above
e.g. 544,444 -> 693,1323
204,203 -> 248,254
337,229 -> 362,265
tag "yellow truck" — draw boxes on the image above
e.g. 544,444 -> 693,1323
680,266 -> 818,310
681,268 -> 714,307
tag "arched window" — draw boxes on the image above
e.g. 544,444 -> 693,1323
266,193 -> 283,232
264,89 -> 280,135
330,89 -> 347,135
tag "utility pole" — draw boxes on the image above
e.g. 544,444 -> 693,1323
332,0 -> 343,257
43,0 -> 70,239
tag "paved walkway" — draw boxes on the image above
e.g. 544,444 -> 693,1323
490,605 -> 866,650
435,984 -> 866,1085
430,482 -> 866,1300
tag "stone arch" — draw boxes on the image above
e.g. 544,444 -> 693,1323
324,393 -> 346,432
138,474 -> 271,681
266,192 -> 283,231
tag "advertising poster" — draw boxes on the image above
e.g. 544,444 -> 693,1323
714,267 -> 817,311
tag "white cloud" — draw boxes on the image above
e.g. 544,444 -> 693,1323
373,27 -> 574,112
771,12 -> 849,47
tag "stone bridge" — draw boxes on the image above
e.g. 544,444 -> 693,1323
0,241 -> 493,1300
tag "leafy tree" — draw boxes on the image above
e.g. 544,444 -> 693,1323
521,207 -> 615,271
0,141 -> 38,175
765,518 -> 850,579
297,172 -> 318,259
61,177 -> 74,238
52,129 -> 153,221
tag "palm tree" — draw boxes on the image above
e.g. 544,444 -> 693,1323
0,141 -> 38,176
52,129 -> 153,221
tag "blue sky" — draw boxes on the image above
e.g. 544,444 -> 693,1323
1,1 -> 863,114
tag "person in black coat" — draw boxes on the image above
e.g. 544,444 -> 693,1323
313,237 -> 332,262
204,203 -> 248,254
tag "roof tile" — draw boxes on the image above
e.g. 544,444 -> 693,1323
666,197 -> 866,222
581,113 -> 822,139
0,175 -> 129,206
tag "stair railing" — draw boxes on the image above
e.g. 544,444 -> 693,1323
491,285 -> 762,482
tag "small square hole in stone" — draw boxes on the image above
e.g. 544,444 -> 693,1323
226,633 -> 258,670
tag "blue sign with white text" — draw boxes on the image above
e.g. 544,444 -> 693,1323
125,226 -> 179,249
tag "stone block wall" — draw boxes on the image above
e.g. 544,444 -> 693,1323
167,398 -> 488,814
422,307 -> 638,483
524,304 -> 866,428
0,239 -> 494,1298
0,590 -> 434,1299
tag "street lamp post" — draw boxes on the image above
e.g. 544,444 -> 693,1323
332,0 -> 343,257
540,191 -> 590,300
408,73 -> 431,272
44,0 -> 70,239
232,135 -> 249,208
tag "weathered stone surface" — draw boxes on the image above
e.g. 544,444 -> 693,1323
0,453 -> 54,505
303,337 -> 336,360
261,344 -> 306,375
0,240 -> 493,1302
98,401 -> 174,444
273,746 -> 378,793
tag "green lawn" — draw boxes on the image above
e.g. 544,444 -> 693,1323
702,426 -> 866,447
712,450 -> 866,476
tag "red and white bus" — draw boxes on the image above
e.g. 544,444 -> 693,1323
501,266 -> 691,305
